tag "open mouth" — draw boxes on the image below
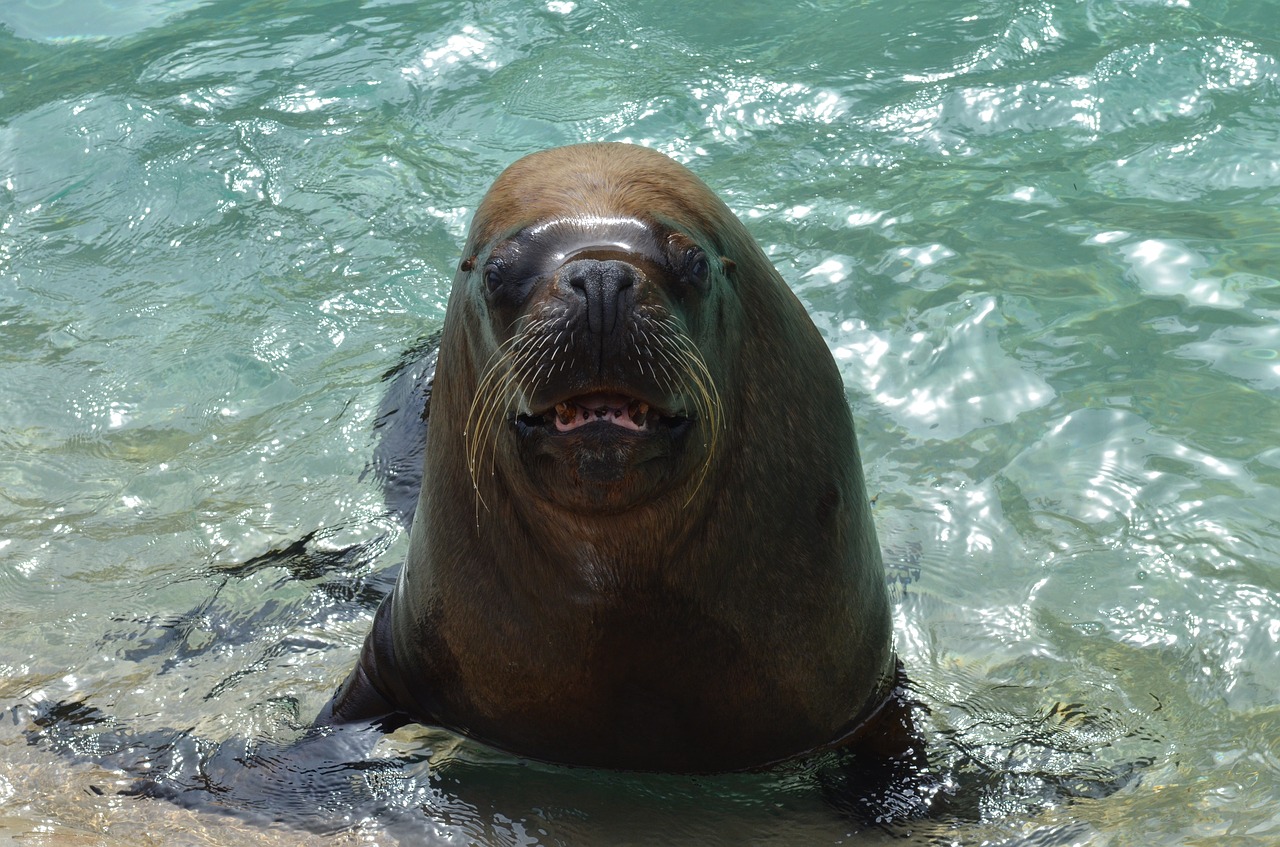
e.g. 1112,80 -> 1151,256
517,392 -> 688,434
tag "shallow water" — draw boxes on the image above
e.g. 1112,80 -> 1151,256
2,0 -> 1278,843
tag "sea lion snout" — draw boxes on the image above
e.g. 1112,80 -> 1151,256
558,256 -> 638,340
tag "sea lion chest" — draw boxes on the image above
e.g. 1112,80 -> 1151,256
390,487 -> 878,772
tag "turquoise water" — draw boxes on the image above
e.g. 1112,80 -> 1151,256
2,0 -> 1278,843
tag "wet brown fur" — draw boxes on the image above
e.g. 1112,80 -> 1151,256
323,143 -> 895,773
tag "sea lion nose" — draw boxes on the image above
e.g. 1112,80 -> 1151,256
560,258 -> 637,338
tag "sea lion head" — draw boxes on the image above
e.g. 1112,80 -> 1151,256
443,143 -> 747,514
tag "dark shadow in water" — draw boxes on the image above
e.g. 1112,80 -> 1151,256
25,678 -> 1157,843
103,529 -> 398,677
26,698 -> 419,837
363,332 -> 439,529
89,335 -> 438,689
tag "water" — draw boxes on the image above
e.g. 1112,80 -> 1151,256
2,0 -> 1278,843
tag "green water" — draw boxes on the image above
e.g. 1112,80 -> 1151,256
2,0 -> 1278,843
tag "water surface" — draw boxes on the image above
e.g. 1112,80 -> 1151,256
2,0 -> 1278,844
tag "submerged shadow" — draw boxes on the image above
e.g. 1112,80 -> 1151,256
25,675 -> 1159,842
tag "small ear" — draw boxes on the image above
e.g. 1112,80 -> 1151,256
459,256 -> 476,272
720,257 -> 736,275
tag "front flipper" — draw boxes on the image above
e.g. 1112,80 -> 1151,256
314,595 -> 414,732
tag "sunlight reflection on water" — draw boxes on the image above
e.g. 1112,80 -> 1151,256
835,296 -> 1056,440
2,0 -> 1279,843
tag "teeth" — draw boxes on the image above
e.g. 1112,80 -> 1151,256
550,396 -> 654,432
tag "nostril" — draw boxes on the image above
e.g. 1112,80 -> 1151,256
565,265 -> 591,291
609,263 -> 636,289
565,260 -> 636,290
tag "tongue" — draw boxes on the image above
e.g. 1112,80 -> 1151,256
554,393 -> 650,432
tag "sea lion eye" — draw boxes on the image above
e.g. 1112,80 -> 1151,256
483,261 -> 504,292
684,249 -> 710,288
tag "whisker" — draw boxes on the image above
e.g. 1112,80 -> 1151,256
464,307 -> 721,514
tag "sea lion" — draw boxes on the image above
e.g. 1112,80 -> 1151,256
318,142 -> 903,774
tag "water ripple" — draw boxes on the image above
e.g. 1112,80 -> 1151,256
834,295 -> 1055,440
2,0 -> 1279,842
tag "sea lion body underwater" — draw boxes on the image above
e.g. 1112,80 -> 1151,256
318,142 -> 903,774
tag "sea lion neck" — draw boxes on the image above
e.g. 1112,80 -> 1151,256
501,492 -> 712,591
416,447 -> 718,611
